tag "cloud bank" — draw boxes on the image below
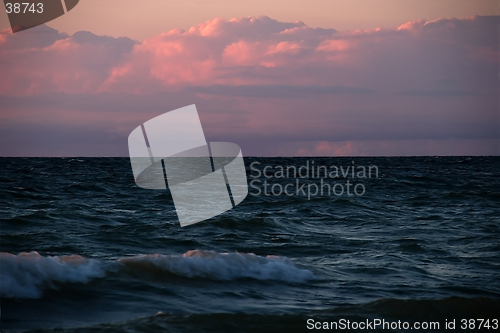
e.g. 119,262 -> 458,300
0,16 -> 498,156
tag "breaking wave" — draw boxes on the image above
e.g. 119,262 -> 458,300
0,250 -> 315,298
0,251 -> 106,298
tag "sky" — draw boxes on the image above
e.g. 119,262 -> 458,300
1,0 -> 498,41
0,1 -> 498,156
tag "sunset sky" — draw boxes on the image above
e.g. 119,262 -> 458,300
0,1 -> 498,156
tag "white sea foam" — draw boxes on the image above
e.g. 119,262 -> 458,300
0,251 -> 106,298
0,250 -> 315,298
119,250 -> 316,282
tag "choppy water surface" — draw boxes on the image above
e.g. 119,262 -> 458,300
1,157 -> 499,332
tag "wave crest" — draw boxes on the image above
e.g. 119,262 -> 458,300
0,250 -> 315,298
119,250 -> 315,282
0,251 -> 106,298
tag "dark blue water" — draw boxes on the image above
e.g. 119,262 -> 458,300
1,157 -> 499,332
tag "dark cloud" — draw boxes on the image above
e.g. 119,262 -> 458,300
187,85 -> 374,98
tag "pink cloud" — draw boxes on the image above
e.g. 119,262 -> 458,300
0,26 -> 134,95
96,15 -> 497,95
1,16 -> 496,95
292,139 -> 500,157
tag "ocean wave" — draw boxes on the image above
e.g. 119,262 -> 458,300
119,250 -> 315,282
0,251 -> 106,298
0,250 -> 315,298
